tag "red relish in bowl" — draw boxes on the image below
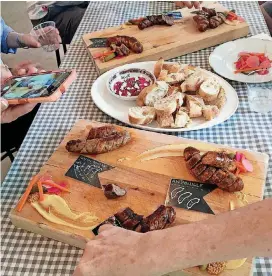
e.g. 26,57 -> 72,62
113,76 -> 151,97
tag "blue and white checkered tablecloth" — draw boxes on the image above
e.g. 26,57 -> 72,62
1,1 -> 272,275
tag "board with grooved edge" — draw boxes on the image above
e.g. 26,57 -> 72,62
10,120 -> 268,276
82,1 -> 249,75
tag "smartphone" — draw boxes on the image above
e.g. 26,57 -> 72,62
1,69 -> 76,104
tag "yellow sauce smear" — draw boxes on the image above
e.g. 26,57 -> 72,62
31,194 -> 99,230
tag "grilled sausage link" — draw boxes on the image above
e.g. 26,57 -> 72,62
106,35 -> 143,53
184,147 -> 244,192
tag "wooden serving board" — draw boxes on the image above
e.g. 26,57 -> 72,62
82,2 -> 249,75
10,120 -> 268,276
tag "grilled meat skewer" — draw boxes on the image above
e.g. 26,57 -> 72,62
106,35 -> 143,53
66,131 -> 131,154
184,147 -> 243,192
138,15 -> 174,30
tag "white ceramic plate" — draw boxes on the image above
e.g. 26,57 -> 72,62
91,61 -> 239,133
209,38 -> 272,83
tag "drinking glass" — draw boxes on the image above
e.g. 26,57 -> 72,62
247,82 -> 272,114
30,21 -> 60,52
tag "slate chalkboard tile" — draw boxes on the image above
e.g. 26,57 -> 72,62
166,179 -> 216,215
65,155 -> 114,188
88,38 -> 108,48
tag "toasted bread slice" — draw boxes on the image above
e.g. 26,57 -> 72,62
154,95 -> 177,116
157,113 -> 174,128
128,106 -> 156,125
154,93 -> 185,115
198,78 -> 221,101
167,86 -> 180,96
186,95 -> 205,118
157,70 -> 169,81
137,81 -> 168,107
163,72 -> 185,85
154,58 -> 164,78
202,105 -> 220,121
204,87 -> 226,109
180,71 -> 205,92
171,108 -> 190,128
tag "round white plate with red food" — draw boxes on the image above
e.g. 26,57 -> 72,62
209,38 -> 272,83
91,61 -> 239,133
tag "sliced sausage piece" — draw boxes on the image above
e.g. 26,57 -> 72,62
184,146 -> 200,161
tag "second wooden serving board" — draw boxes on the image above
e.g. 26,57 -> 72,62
82,2 -> 249,75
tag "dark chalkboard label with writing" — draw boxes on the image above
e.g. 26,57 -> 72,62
166,179 -> 216,214
88,38 -> 108,48
65,155 -> 114,188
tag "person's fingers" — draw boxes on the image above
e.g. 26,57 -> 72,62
21,34 -> 41,48
1,98 -> 9,112
193,1 -> 201,8
185,1 -> 193,8
2,103 -> 37,123
98,224 -> 114,234
26,66 -> 39,75
175,1 -> 185,8
17,68 -> 27,76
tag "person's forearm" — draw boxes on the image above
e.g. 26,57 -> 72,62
6,32 -> 25,48
145,198 -> 272,273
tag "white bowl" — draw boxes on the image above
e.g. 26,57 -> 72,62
107,68 -> 156,101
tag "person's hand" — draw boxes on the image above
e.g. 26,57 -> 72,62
73,225 -> 165,276
1,64 -> 12,85
11,61 -> 45,76
18,33 -> 41,48
30,27 -> 61,49
175,1 -> 201,9
1,97 -> 36,124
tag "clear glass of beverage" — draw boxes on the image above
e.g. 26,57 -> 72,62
247,82 -> 272,114
30,21 -> 60,52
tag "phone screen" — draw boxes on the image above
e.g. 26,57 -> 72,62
1,71 -> 71,100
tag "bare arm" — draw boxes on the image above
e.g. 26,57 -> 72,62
74,199 -> 272,276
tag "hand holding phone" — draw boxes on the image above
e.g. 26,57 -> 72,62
1,69 -> 76,104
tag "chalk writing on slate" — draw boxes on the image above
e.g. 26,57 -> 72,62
88,38 -> 108,48
166,179 -> 216,214
65,155 -> 114,188
92,216 -> 122,236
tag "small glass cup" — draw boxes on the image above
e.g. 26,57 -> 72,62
30,21 -> 60,52
247,82 -> 272,114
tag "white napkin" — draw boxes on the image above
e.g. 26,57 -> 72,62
250,33 -> 272,41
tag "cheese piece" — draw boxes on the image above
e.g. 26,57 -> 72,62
31,194 -> 99,230
226,258 -> 247,270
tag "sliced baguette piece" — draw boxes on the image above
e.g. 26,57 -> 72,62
186,95 -> 205,118
167,86 -> 180,96
204,87 -> 226,109
157,112 -> 174,128
163,72 -> 186,85
171,108 -> 191,128
157,70 -> 169,81
154,58 -> 164,78
167,63 -> 182,74
198,78 -> 221,101
154,92 -> 184,116
180,71 -> 205,92
202,105 -> 220,121
128,106 -> 156,125
136,81 -> 168,107
180,64 -> 197,78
